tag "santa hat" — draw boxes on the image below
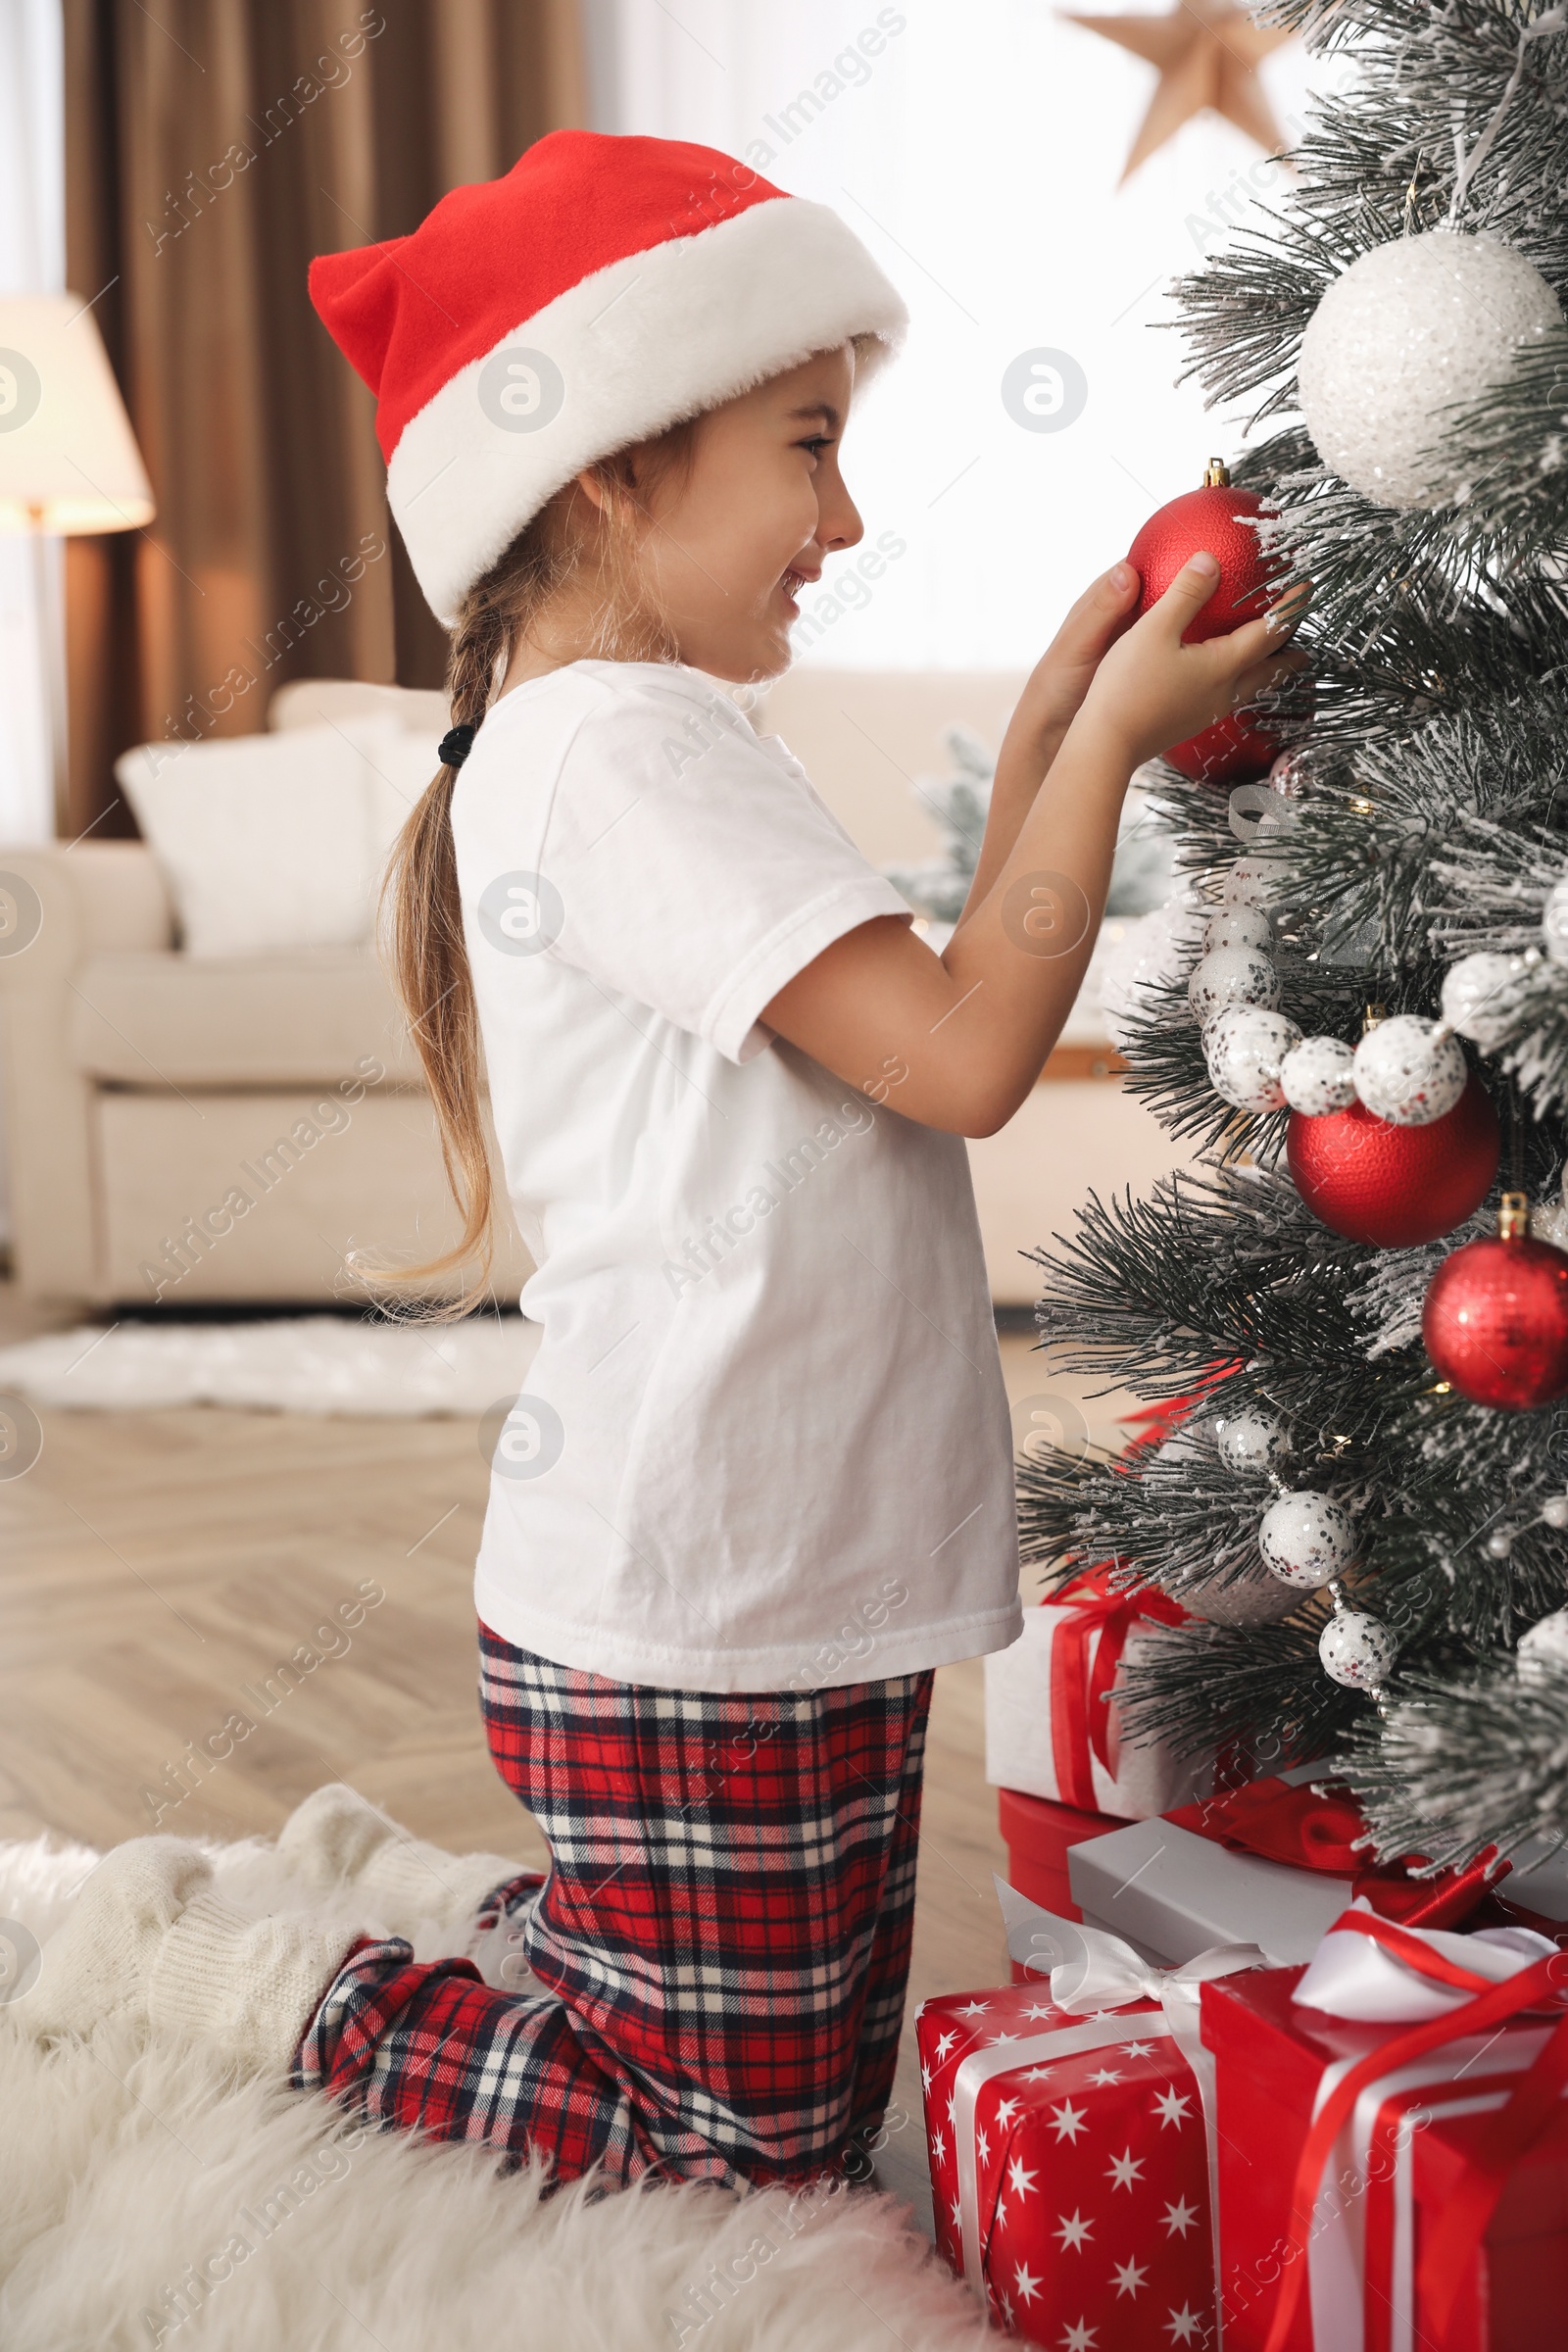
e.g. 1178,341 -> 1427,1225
308,130 -> 909,629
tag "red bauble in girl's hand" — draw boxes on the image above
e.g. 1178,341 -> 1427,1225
1127,465 -> 1288,785
1161,709 -> 1284,787
1287,1072 -> 1500,1249
1424,1213 -> 1568,1411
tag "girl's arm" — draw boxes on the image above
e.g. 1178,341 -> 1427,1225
952,560 -> 1142,930
761,555 -> 1305,1139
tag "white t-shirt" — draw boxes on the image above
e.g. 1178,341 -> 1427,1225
453,658 -> 1021,1692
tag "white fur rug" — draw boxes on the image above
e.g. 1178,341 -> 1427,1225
0,1835 -> 982,2351
0,1315 -> 542,1417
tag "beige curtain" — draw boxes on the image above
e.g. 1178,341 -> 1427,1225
63,0 -> 586,838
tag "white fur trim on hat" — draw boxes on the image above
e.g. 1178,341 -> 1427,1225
387,195 -> 907,628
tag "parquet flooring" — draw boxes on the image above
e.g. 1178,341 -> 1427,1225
0,1284 -> 1134,2229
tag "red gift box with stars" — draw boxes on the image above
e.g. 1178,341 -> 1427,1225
916,1976 -> 1217,2346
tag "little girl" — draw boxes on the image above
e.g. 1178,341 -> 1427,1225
26,132 -> 1298,2190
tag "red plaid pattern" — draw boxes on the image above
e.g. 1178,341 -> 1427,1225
293,1628 -> 933,2187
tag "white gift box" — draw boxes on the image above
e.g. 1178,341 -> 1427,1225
983,1597 -> 1211,1821
1067,1812 -> 1568,1969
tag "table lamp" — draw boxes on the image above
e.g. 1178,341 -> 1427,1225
0,292 -> 155,829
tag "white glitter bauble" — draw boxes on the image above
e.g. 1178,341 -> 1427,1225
1268,751 -> 1309,798
1440,954 -> 1527,1053
1206,1008 -> 1303,1114
1099,904 -> 1205,1050
1535,1201 -> 1568,1250
1188,946 -> 1280,1025
1216,1408 -> 1291,1475
1222,856 -> 1287,911
1543,876 -> 1568,966
1178,1564 -> 1301,1628
1259,1490 -> 1357,1588
1280,1035 -> 1356,1117
1204,906 -> 1274,956
1351,1015 -> 1467,1127
1154,1429 -> 1203,1464
1519,1608 -> 1568,1680
1298,230 -> 1565,510
1539,1495 -> 1568,1531
1319,1611 -> 1398,1690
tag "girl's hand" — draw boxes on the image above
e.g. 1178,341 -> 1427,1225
1010,562 -> 1144,756
1077,553 -> 1309,770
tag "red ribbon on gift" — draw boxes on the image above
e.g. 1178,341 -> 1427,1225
1261,1915 -> 1568,2352
1165,1775 -> 1509,1929
1048,1566 -> 1190,1809
1042,1371 -> 1239,1810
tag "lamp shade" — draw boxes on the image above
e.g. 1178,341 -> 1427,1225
0,293 -> 154,533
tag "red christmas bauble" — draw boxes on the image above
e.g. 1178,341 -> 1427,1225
1162,709 -> 1282,786
1424,1231 -> 1568,1410
1287,1073 -> 1500,1249
1128,482 -> 1280,642
1128,478 -> 1286,787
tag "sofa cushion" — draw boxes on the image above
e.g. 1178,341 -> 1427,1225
68,948 -> 423,1088
114,720 -> 445,959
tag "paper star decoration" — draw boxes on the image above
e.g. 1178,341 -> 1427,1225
1062,2 -> 1296,183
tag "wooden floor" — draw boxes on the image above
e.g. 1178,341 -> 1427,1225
0,1281 -> 1135,2229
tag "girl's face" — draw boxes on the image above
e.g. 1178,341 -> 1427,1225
632,344 -> 863,683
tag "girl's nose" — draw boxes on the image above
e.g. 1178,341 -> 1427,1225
820,488 -> 864,555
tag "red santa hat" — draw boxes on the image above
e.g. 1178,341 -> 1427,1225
308,130 -> 909,628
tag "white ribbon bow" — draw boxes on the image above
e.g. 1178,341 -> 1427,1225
1294,1897 -> 1557,2023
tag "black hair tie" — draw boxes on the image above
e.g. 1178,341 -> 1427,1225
440,722 -> 478,768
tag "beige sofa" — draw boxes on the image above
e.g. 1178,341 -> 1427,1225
0,671 -> 1188,1308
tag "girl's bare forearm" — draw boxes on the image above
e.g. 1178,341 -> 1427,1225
934,710 -> 1134,1127
952,711 -> 1068,931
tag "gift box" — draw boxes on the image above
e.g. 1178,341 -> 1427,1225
1068,1812 -> 1353,1967
1200,1907 -> 1568,2351
997,1787 -> 1123,1931
918,1886 -> 1266,2346
984,1567 -> 1212,1820
1068,1775 -> 1568,1968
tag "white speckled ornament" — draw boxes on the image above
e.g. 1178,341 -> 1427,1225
1519,1609 -> 1568,1679
1188,946 -> 1280,1025
1268,751 -> 1309,798
1154,1429 -> 1203,1465
1534,1202 -> 1568,1251
1440,954 -> 1527,1052
1280,1035 -> 1356,1117
1099,904 -> 1206,1051
1259,1490 -> 1357,1588
1351,1015 -> 1467,1127
1543,876 -> 1568,965
1319,1611 -> 1398,1690
1297,229 -> 1564,509
1203,906 -> 1274,956
1216,1408 -> 1291,1475
1205,1007 -> 1303,1115
1222,857 -> 1287,911
1177,1564 -> 1301,1628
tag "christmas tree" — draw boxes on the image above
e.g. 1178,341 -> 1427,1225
1020,0 -> 1568,1872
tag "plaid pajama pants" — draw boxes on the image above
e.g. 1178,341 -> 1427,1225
293,1625 -> 933,2188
